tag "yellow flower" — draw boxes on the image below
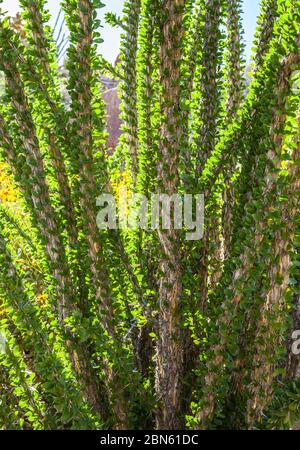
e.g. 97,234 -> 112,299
0,305 -> 9,316
0,163 -> 18,204
111,169 -> 133,214
0,187 -> 18,203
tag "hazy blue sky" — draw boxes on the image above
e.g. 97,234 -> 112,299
2,0 -> 261,63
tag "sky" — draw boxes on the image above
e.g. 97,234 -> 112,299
1,0 -> 261,63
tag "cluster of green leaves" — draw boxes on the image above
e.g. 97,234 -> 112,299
0,0 -> 299,431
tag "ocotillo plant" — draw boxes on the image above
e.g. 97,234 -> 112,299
0,0 -> 300,430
